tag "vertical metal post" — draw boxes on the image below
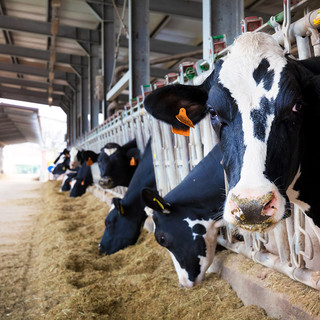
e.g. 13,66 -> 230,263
0,146 -> 3,174
102,3 -> 115,121
90,44 -> 100,129
128,0 -> 150,99
81,56 -> 89,135
204,0 -> 243,48
76,77 -> 82,138
72,92 -> 77,143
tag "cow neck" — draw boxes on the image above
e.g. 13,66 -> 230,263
121,139 -> 156,211
164,144 -> 225,218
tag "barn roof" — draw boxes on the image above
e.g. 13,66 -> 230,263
0,103 -> 42,146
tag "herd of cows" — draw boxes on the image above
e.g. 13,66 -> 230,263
50,32 -> 320,288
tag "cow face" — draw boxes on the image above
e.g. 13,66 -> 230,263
69,147 -> 82,169
144,32 -> 320,232
142,188 -> 222,288
97,141 -> 139,189
69,162 -> 93,197
99,198 -> 147,255
52,154 -> 70,175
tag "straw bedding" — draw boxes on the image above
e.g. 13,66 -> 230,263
1,180 -> 278,319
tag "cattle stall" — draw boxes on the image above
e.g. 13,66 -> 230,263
75,2 -> 320,292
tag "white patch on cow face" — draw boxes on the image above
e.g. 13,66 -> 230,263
108,203 -> 115,214
104,148 -> 117,156
168,218 -> 221,288
169,252 -> 195,288
55,154 -> 66,166
70,179 -> 77,190
218,33 -> 288,229
70,147 -> 81,169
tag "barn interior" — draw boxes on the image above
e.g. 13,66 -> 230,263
1,1 -> 320,319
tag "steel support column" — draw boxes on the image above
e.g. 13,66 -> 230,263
76,77 -> 82,138
81,58 -> 89,134
203,0 -> 243,59
0,147 -> 3,174
72,92 -> 77,144
102,4 -> 114,120
90,44 -> 100,129
129,0 -> 150,99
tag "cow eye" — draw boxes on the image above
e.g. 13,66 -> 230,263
156,233 -> 168,247
292,103 -> 303,113
208,106 -> 217,118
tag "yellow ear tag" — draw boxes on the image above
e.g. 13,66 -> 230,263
62,166 -> 66,170
172,126 -> 190,136
153,197 -> 165,211
120,204 -> 125,215
176,108 -> 194,128
86,157 -> 93,166
130,157 -> 137,166
81,181 -> 85,186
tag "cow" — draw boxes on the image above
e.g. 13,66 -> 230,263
69,147 -> 83,169
60,168 -> 79,192
99,138 -> 156,255
52,148 -> 70,176
97,139 -> 140,189
69,150 -> 99,198
142,144 -> 225,288
144,31 -> 320,232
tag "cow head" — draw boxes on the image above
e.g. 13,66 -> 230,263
69,147 -> 82,169
97,140 -> 140,189
69,162 -> 93,197
52,154 -> 70,175
144,32 -> 320,231
98,197 -> 147,255
142,188 -> 223,288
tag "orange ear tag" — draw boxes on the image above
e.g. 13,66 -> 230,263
176,108 -> 194,128
69,181 -> 72,185
81,181 -> 85,186
172,126 -> 190,136
86,157 -> 93,166
65,153 -> 69,157
130,157 -> 137,166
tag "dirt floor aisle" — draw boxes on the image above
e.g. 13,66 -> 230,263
0,174 -> 43,319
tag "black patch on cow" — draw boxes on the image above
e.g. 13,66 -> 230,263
192,224 -> 206,235
251,97 -> 275,141
253,58 -> 274,91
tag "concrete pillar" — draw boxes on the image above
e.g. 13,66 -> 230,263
102,5 -> 115,120
129,0 -> 150,99
203,0 -> 244,60
90,44 -> 100,129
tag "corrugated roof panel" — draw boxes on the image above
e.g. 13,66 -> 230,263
5,0 -> 46,22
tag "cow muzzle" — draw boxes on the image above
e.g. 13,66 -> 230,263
99,176 -> 114,189
225,189 -> 290,232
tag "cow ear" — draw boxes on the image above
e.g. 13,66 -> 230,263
143,83 -> 210,133
141,188 -> 171,214
112,197 -> 126,215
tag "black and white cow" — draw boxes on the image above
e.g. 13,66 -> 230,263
52,149 -> 70,176
97,139 -> 140,189
142,144 -> 225,288
69,150 -> 99,198
99,138 -> 156,255
144,32 -> 320,232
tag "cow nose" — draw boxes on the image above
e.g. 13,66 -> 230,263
229,191 -> 277,224
99,177 -> 113,188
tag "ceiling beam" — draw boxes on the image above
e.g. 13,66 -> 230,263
0,15 -> 100,45
0,62 -> 75,85
119,35 -> 200,55
0,86 -> 62,107
101,0 -> 202,19
0,75 -> 65,91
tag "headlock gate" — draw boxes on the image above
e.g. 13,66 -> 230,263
76,1 -> 320,291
